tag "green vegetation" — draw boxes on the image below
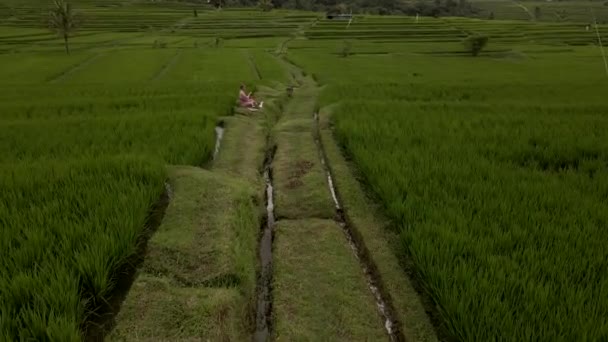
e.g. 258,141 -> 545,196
109,166 -> 260,341
328,100 -> 608,341
2,0 -> 608,340
317,107 -> 438,342
259,0 -> 274,12
340,39 -> 353,57
1,157 -> 164,340
471,0 -> 608,23
269,74 -> 391,340
273,219 -> 387,340
0,2 -> 273,338
463,33 -> 489,55
292,20 -> 608,339
272,80 -> 336,220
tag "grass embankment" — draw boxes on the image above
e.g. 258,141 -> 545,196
272,81 -> 334,220
109,78 -> 280,340
273,219 -> 387,341
108,166 -> 261,341
271,77 -> 387,340
317,107 -> 439,342
0,39 -> 258,339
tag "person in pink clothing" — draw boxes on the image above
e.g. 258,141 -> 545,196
239,84 -> 263,109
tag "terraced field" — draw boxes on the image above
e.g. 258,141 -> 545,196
293,12 -> 608,342
470,0 -> 608,22
1,0 -> 607,341
0,2 -> 300,339
305,15 -> 608,46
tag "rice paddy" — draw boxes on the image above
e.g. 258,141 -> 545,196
1,0 -> 607,340
295,15 -> 608,341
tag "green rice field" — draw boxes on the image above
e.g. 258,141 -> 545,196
1,0 -> 607,340
295,16 -> 608,341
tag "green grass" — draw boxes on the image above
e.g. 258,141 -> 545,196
333,103 -> 608,340
292,38 -> 608,340
0,156 -> 165,340
317,107 -> 439,342
0,27 -> 259,339
109,166 -> 260,341
212,114 -> 267,185
269,76 -> 393,339
272,129 -> 336,219
3,2 -> 608,340
108,276 -> 246,341
0,51 -> 93,82
250,50 -> 292,85
273,219 -> 387,341
61,49 -> 176,83
332,101 -> 608,342
272,79 -> 335,220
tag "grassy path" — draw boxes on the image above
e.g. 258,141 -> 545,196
106,53 -> 436,341
270,73 -> 388,340
316,107 -> 439,342
268,56 -> 438,341
108,111 -> 268,340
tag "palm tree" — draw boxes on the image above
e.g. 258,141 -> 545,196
49,0 -> 80,55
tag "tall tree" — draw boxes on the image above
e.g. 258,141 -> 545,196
48,0 -> 80,55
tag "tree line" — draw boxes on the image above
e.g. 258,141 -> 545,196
198,0 -> 479,16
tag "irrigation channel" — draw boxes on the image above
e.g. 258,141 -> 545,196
254,145 -> 276,342
313,112 -> 402,342
251,57 -> 404,341
96,62 -> 411,340
212,121 -> 225,161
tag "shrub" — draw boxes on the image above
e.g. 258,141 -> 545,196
259,0 -> 274,11
340,40 -> 352,57
463,34 -> 488,56
153,40 -> 167,48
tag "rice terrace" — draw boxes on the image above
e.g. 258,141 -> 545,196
1,0 -> 607,340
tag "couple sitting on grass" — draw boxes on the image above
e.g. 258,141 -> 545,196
239,84 -> 263,110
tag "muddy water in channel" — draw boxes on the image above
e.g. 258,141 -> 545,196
313,113 -> 402,342
254,164 -> 275,342
213,124 -> 225,161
